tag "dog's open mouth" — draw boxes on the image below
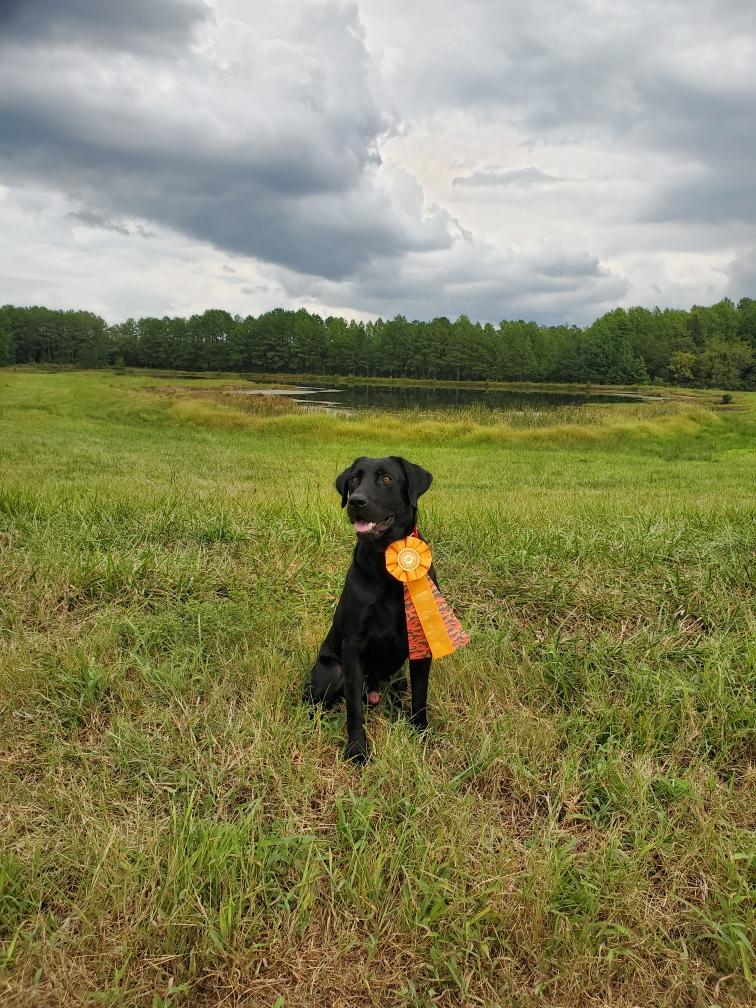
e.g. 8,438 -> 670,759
353,514 -> 394,535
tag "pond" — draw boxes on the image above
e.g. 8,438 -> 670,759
243,382 -> 653,412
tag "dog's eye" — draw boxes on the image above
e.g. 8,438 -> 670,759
381,474 -> 393,484
350,474 -> 360,485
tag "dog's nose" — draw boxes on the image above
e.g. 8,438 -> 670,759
349,493 -> 367,509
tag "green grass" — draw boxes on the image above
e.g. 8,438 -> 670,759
0,369 -> 754,1007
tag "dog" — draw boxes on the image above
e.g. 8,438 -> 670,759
305,456 -> 435,763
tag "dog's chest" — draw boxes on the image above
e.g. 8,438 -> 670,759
367,591 -> 404,631
355,592 -> 407,659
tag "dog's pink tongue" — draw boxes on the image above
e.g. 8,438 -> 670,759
353,519 -> 375,533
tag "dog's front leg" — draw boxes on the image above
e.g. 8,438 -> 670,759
409,656 -> 431,731
342,638 -> 369,764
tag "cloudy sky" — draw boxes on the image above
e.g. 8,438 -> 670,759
1,0 -> 755,325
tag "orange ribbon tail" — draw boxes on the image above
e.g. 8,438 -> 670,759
404,579 -> 469,659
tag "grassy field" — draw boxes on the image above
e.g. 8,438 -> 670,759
1,370 -> 754,1008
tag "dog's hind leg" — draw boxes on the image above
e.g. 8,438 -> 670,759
304,654 -> 344,709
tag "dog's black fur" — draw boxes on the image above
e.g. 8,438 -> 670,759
304,456 -> 435,763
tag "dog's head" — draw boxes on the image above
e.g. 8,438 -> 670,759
335,456 -> 432,542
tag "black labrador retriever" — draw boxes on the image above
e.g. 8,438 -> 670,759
305,456 -> 434,763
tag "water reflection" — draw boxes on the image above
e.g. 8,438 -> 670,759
272,383 -> 647,411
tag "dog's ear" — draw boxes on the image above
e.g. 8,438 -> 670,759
335,457 -> 366,508
393,457 -> 433,508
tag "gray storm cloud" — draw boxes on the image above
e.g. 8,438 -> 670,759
0,0 -> 210,51
0,0 -> 453,281
452,168 -> 567,188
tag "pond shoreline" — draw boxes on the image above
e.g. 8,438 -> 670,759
150,370 -> 738,406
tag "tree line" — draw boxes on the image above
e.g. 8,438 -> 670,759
1,298 -> 755,388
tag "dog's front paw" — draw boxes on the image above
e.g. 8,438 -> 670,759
408,712 -> 428,733
343,738 -> 370,765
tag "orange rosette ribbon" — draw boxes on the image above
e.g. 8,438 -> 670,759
385,536 -> 469,660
